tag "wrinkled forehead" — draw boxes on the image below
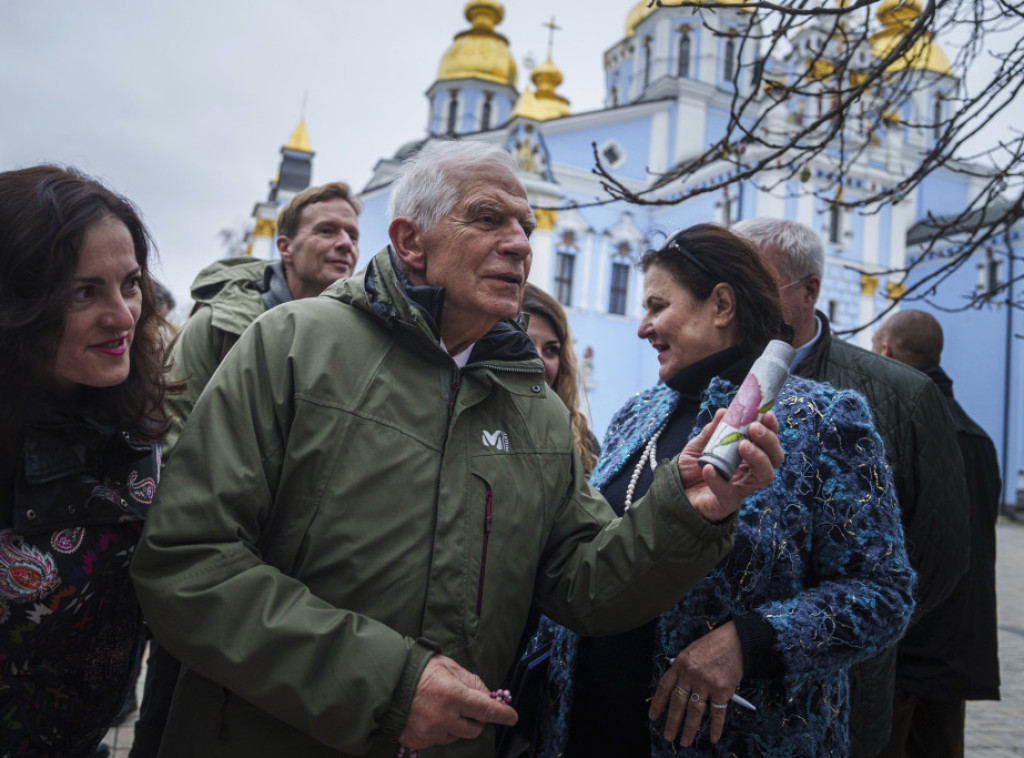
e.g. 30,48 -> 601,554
451,163 -> 530,208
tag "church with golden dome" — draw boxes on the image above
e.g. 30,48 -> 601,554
353,0 -> 1022,500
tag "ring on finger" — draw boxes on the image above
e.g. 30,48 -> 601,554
674,685 -> 690,698
710,702 -> 728,710
689,692 -> 703,703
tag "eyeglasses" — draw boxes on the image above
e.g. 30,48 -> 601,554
780,274 -> 811,291
663,231 -> 716,280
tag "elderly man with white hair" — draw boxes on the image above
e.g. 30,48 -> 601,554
131,142 -> 783,758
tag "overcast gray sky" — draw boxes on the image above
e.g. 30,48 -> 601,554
1,0 -> 627,313
2,1 -> 1013,318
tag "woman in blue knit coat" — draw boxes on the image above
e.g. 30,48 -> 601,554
529,225 -> 915,757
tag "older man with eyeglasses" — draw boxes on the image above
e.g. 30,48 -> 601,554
734,217 -> 970,758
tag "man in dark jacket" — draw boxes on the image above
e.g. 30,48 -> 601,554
873,309 -> 1001,758
734,217 -> 970,757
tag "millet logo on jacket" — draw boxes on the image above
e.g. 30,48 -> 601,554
481,430 -> 509,452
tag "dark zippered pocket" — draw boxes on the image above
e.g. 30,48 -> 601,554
476,485 -> 493,615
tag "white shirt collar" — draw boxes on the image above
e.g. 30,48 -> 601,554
441,340 -> 474,368
791,314 -> 823,370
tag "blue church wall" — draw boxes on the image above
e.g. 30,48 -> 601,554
605,59 -> 634,105
566,305 -> 660,439
737,179 -> 757,222
353,191 -> 391,259
705,105 -> 739,153
916,168 -> 969,221
652,195 -> 718,235
819,263 -> 863,333
339,1 -> 1024,505
546,115 -> 657,183
608,116 -> 661,182
876,203 -> 893,270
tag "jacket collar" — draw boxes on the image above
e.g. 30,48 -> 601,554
345,246 -> 538,367
792,309 -> 833,379
916,363 -> 954,399
255,260 -> 293,311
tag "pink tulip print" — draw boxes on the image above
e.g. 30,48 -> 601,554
723,373 -> 764,428
700,340 -> 795,477
712,374 -> 777,449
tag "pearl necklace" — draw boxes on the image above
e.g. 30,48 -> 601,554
623,422 -> 667,512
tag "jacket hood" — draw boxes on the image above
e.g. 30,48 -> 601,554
188,257 -> 284,336
323,246 -> 539,366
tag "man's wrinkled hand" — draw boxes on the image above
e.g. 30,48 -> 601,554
399,655 -> 518,750
677,409 -> 783,521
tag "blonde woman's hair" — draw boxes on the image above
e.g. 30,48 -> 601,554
522,283 -> 597,475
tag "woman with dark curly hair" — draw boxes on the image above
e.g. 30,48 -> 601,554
0,165 -> 179,755
529,224 -> 916,757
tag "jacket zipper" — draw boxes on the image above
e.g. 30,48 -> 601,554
476,485 -> 493,616
472,363 -> 544,376
448,374 -> 460,417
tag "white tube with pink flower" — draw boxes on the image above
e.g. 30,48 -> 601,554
699,339 -> 795,479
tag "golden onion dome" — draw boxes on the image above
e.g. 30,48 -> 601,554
625,0 -> 749,37
871,0 -> 952,75
437,0 -> 517,87
511,58 -> 571,121
625,0 -> 655,37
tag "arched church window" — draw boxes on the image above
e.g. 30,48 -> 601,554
643,37 -> 652,88
933,94 -> 943,140
609,243 -> 632,315
555,230 -> 579,306
446,95 -> 459,135
481,98 -> 492,131
724,38 -> 736,82
678,32 -> 691,78
828,203 -> 843,245
977,248 -> 1003,296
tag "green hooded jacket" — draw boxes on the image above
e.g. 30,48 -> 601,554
163,257 -> 290,454
132,247 -> 737,758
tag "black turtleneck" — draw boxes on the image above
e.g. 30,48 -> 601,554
600,345 -> 756,518
566,344 -> 756,758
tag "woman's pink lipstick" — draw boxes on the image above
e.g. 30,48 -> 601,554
90,336 -> 129,355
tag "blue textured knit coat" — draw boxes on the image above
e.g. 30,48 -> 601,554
531,374 -> 917,757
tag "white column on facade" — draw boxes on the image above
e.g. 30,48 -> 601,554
649,110 -> 670,174
856,274 -> 880,350
579,231 -> 595,311
632,263 -> 646,319
529,226 -> 553,291
863,210 -> 880,267
673,97 -> 707,164
655,17 -> 671,80
595,234 -> 610,314
753,173 -> 786,219
888,191 -> 911,273
796,190 -> 816,228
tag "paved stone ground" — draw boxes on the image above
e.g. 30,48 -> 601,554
963,518 -> 1024,755
100,520 -> 1024,756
